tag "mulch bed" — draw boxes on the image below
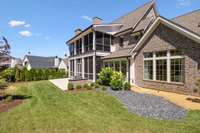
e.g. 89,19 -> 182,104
0,99 -> 23,113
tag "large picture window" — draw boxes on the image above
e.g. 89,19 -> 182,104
171,58 -> 184,82
76,39 -> 82,55
144,60 -> 153,80
143,50 -> 184,83
156,59 -> 167,81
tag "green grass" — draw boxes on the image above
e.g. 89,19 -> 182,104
0,81 -> 200,133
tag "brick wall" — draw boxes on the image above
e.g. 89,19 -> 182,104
134,24 -> 200,94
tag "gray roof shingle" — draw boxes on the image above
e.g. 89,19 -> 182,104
102,45 -> 135,59
172,9 -> 200,36
25,55 -> 56,69
111,1 -> 154,33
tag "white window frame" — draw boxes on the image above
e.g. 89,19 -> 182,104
143,50 -> 184,84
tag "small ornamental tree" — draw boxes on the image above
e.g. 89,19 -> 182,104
98,67 -> 114,86
15,67 -> 20,81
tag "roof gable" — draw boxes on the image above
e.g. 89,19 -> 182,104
112,1 -> 156,34
131,16 -> 200,56
172,9 -> 200,36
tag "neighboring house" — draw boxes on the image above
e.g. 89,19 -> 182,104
66,1 -> 200,95
58,58 -> 68,71
23,55 -> 61,70
10,57 -> 23,68
0,55 -> 22,70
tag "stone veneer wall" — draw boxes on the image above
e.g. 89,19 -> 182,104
134,24 -> 200,94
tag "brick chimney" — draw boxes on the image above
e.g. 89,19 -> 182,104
75,28 -> 82,35
93,17 -> 103,25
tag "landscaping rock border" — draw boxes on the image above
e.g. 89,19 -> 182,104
106,88 -> 187,120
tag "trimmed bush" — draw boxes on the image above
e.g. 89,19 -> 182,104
90,82 -> 96,87
110,71 -> 124,90
94,83 -> 100,89
5,95 -> 12,102
0,79 -> 7,90
98,67 -> 114,86
124,82 -> 131,91
87,85 -> 93,90
76,84 -> 82,90
83,83 -> 89,89
101,86 -> 107,91
68,83 -> 74,90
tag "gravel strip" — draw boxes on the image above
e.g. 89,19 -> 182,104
106,88 -> 187,120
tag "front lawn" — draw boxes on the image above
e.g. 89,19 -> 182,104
0,81 -> 200,133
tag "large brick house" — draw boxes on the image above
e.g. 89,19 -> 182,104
66,1 -> 200,95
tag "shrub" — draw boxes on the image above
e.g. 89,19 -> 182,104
110,71 -> 124,90
0,79 -> 7,90
68,83 -> 74,90
5,95 -> 12,102
196,79 -> 200,94
24,69 -> 31,81
87,85 -> 93,90
94,83 -> 100,89
76,84 -> 82,90
90,82 -> 96,87
15,67 -> 20,81
101,86 -> 107,91
1,68 -> 15,82
83,83 -> 89,89
20,68 -> 26,81
123,82 -> 131,91
98,67 -> 114,86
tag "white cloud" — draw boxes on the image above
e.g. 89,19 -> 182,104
81,15 -> 92,22
24,24 -> 31,28
9,20 -> 25,27
19,30 -> 32,37
177,0 -> 192,7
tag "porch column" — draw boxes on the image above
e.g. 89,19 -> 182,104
74,41 -> 77,55
82,37 -> 84,53
68,59 -> 71,77
74,59 -> 77,76
82,58 -> 85,79
93,31 -> 96,51
93,55 -> 96,82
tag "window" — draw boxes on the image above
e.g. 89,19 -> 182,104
84,33 -> 93,52
96,31 -> 111,52
171,58 -> 184,82
84,56 -> 93,80
144,52 -> 153,58
121,60 -> 127,77
156,59 -> 167,81
156,51 -> 167,57
69,43 -> 74,56
115,61 -> 120,71
143,50 -> 184,83
144,60 -> 153,80
70,60 -> 74,76
103,60 -> 128,80
119,37 -> 124,47
76,39 -> 82,55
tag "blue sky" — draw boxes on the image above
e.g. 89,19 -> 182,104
0,0 -> 199,58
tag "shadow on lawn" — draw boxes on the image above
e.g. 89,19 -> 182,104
0,94 -> 32,101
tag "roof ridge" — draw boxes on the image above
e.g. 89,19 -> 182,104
111,0 -> 155,23
26,55 -> 56,58
172,8 -> 200,20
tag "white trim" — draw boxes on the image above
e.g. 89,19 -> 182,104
93,56 -> 96,82
143,50 -> 185,83
132,17 -> 200,57
93,31 -> 96,50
